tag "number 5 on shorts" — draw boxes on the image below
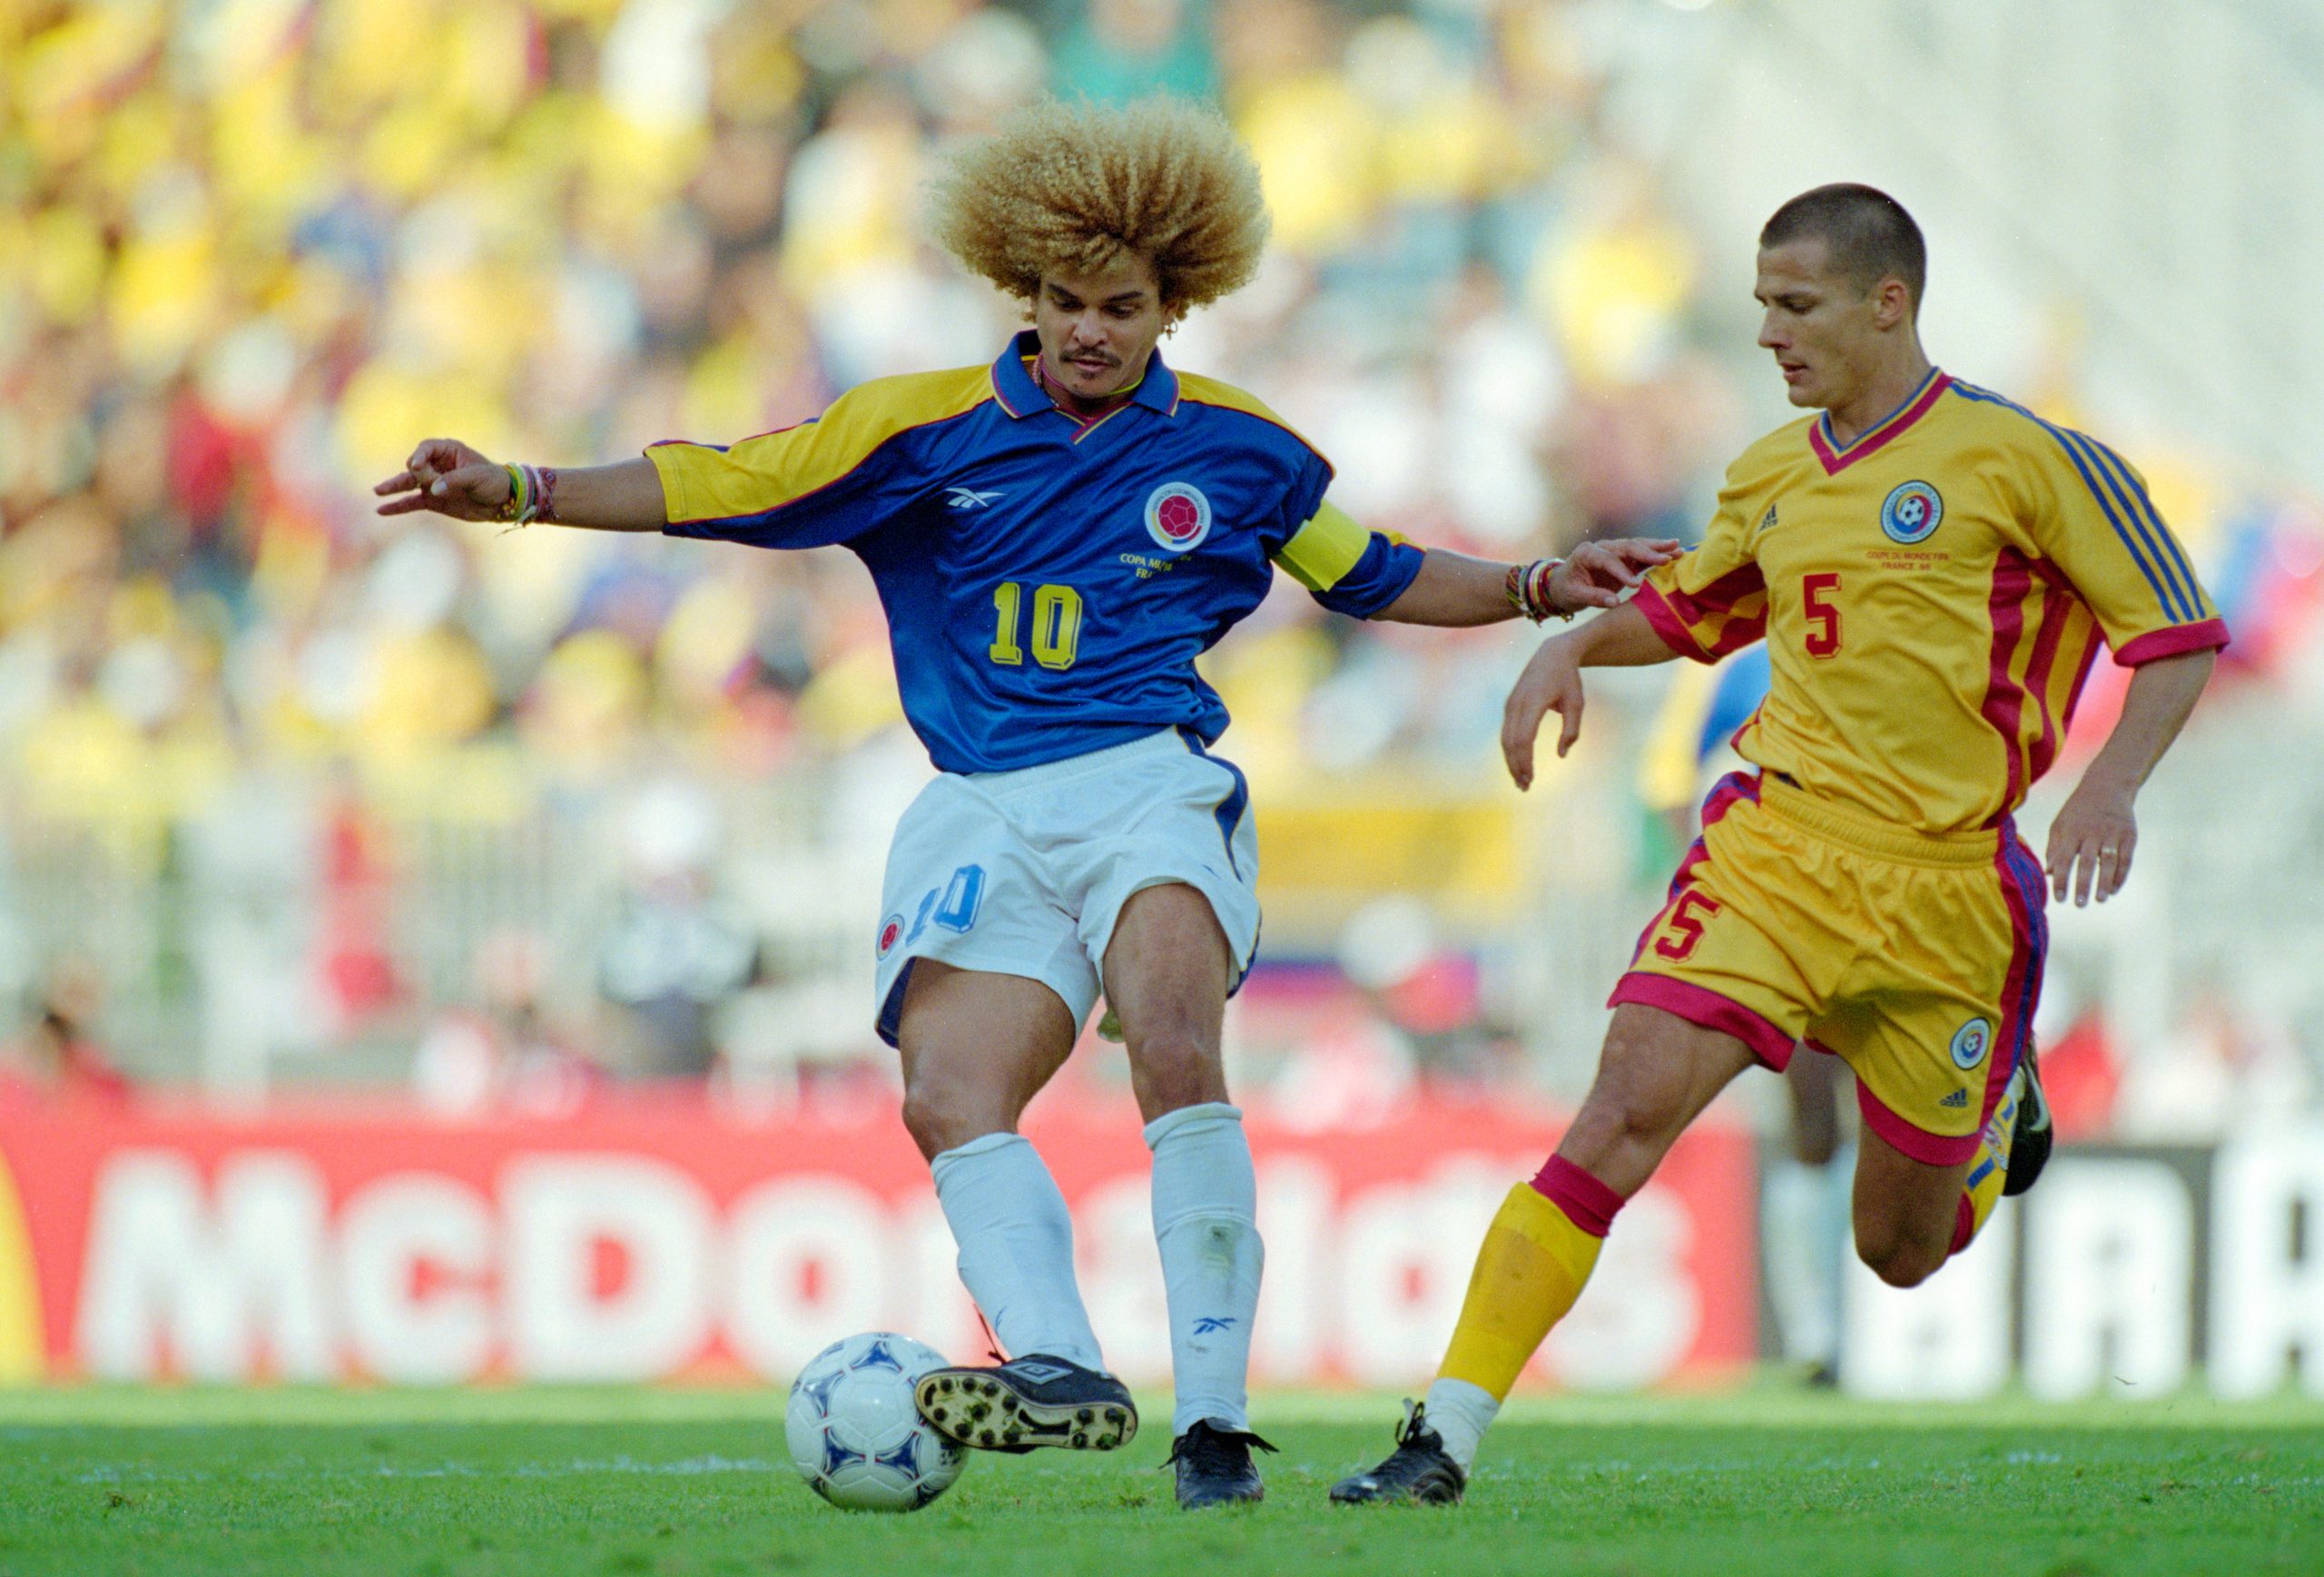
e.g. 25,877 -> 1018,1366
1655,891 -> 1721,961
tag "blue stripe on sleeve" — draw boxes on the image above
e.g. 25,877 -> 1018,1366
2087,439 -> 2205,616
1950,383 -> 2187,622
2056,429 -> 2194,622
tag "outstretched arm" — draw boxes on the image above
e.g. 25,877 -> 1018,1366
1371,538 -> 1682,626
374,439 -> 666,531
2043,648 -> 2215,906
1500,602 -> 1687,789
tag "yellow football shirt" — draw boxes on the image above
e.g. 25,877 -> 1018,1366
1635,370 -> 2229,835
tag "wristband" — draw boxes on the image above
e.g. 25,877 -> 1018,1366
497,463 -> 549,527
497,463 -> 527,524
1506,557 -> 1571,623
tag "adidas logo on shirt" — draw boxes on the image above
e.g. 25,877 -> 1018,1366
1938,1088 -> 1970,1109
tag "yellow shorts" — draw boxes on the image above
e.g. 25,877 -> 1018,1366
1610,771 -> 2046,1167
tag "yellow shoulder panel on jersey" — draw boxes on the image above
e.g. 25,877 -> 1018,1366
1726,413 -> 1823,487
1273,499 -> 1378,592
1172,371 -> 1325,456
649,364 -> 992,525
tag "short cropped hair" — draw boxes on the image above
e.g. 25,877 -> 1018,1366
1760,183 -> 1926,307
928,96 -> 1270,320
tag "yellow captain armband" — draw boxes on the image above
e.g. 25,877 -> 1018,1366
1275,499 -> 1399,593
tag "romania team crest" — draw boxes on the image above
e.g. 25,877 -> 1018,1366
1144,482 -> 1213,554
1879,480 -> 1945,544
1949,1016 -> 1994,1070
876,913 -> 905,960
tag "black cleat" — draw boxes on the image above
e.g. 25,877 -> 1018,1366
912,1353 -> 1137,1454
1164,1419 -> 1275,1509
2002,1051 -> 2052,1197
1329,1400 -> 1466,1505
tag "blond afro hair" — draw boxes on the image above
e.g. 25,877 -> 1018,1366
929,96 -> 1270,321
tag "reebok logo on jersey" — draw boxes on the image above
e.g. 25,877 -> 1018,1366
1145,481 -> 1213,553
1192,1317 -> 1237,1335
946,487 -> 1005,509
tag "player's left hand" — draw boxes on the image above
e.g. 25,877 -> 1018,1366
1549,537 -> 1683,614
2045,774 -> 2138,906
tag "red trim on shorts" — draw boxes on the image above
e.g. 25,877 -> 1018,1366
1529,1156 -> 1624,1238
1856,1077 -> 1979,1167
1949,1193 -> 1977,1256
1986,833 -> 2047,1129
1609,973 -> 1795,1069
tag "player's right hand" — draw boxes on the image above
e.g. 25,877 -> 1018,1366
1502,636 -> 1587,790
373,439 -> 510,522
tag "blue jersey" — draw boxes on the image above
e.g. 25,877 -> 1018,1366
649,331 -> 1423,774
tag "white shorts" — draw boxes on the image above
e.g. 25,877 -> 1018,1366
872,728 -> 1261,1046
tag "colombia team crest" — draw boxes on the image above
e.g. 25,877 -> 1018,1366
1144,481 -> 1213,553
1880,480 -> 1945,544
876,912 -> 905,960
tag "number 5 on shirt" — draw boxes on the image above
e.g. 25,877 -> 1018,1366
1802,572 -> 1843,658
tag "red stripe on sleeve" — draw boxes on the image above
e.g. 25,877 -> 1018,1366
1633,581 -> 1715,663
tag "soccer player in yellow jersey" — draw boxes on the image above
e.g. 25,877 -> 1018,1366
1334,183 -> 2227,1504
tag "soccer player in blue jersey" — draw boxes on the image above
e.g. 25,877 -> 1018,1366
375,96 -> 1678,1508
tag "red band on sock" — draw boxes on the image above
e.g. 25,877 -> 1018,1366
1948,1192 -> 1976,1257
1529,1156 -> 1624,1237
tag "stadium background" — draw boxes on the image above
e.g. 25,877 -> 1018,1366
1,0 -> 2319,1402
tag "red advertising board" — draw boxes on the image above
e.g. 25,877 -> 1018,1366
0,1086 -> 1754,1390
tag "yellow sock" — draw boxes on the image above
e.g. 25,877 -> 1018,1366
1952,1086 -> 2017,1255
1438,1183 -> 1606,1401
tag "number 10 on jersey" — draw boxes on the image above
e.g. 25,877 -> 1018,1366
990,581 -> 1084,670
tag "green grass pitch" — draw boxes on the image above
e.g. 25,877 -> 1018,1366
2,1386 -> 2319,1576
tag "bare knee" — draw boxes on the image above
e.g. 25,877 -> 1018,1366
1567,1024 -> 1697,1157
900,1071 -> 1019,1161
1127,1031 -> 1227,1120
900,1082 -> 969,1161
1856,1228 -> 1946,1288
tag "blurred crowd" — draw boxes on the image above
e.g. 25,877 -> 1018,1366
0,0 -> 1738,827
3,0 -> 2320,1126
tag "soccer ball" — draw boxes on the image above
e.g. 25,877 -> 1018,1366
785,1332 -> 968,1512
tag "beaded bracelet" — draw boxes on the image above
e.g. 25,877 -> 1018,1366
497,463 -> 556,527
1504,557 -> 1571,624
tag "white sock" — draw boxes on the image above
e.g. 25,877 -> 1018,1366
1421,1377 -> 1500,1474
931,1132 -> 1104,1372
1763,1158 -> 1841,1367
1146,1101 -> 1265,1436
